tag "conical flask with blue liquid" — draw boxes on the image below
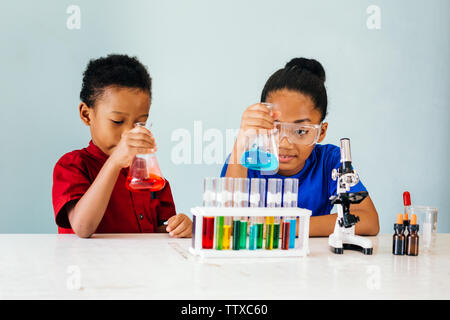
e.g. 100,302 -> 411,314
240,103 -> 279,173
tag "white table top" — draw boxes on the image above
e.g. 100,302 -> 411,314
0,233 -> 448,300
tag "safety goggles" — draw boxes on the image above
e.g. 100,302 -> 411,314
274,121 -> 323,146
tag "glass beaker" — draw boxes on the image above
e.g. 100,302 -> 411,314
240,103 -> 279,172
126,122 -> 166,192
408,205 -> 438,251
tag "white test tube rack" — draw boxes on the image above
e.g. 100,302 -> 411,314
189,206 -> 312,258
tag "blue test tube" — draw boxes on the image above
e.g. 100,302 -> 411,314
283,178 -> 299,249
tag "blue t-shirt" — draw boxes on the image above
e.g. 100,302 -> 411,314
220,144 -> 367,216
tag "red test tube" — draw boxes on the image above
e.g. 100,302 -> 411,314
202,216 -> 215,249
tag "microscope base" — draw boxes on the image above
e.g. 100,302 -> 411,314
331,244 -> 373,255
328,227 -> 373,255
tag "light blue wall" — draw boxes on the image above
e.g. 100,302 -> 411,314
0,0 -> 448,233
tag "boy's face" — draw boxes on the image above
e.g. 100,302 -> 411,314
266,89 -> 328,176
79,86 -> 150,155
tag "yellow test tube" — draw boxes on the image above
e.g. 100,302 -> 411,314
265,216 -> 274,250
222,216 -> 232,250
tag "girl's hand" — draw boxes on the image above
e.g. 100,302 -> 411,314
239,103 -> 277,132
109,126 -> 157,169
231,103 -> 279,165
166,214 -> 192,238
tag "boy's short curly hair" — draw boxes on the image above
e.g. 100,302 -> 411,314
80,54 -> 152,107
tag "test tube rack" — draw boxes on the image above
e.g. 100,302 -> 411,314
189,206 -> 311,258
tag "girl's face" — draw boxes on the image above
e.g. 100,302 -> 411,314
79,86 -> 150,155
266,89 -> 328,176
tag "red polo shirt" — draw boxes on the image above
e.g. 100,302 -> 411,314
52,140 -> 176,234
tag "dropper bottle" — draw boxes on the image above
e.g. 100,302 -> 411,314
393,214 -> 406,255
406,214 -> 419,256
403,191 -> 411,236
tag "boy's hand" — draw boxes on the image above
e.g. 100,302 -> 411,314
166,214 -> 192,238
109,126 -> 157,169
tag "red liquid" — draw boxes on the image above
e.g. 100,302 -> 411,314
282,221 -> 290,250
202,216 -> 215,249
126,174 -> 166,192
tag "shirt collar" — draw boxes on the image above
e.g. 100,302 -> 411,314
274,144 -> 318,180
86,140 -> 109,163
85,140 -> 130,176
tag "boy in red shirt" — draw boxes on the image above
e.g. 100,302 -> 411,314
52,54 -> 192,238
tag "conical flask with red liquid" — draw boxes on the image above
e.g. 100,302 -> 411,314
126,122 -> 166,192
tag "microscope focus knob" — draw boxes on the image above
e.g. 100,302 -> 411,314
331,168 -> 338,181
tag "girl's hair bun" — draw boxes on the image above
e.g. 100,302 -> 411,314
285,57 -> 326,82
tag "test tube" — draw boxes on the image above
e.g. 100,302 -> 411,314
283,178 -> 299,249
203,177 -> 216,207
249,178 -> 266,250
212,178 -> 223,250
201,177 -> 216,249
281,218 -> 290,249
232,178 -> 249,250
221,177 -> 234,250
233,178 -> 250,208
248,216 -> 258,250
238,178 -> 250,249
266,178 -> 282,250
239,216 -> 249,249
202,216 -> 215,249
273,216 -> 281,249
265,216 -> 274,249
232,217 -> 240,250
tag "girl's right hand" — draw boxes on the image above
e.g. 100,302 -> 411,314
235,103 -> 278,150
227,103 -> 278,167
239,103 -> 277,132
109,126 -> 157,169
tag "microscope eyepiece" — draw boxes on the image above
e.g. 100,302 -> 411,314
340,138 -> 352,163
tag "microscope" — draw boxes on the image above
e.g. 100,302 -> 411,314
328,138 -> 373,255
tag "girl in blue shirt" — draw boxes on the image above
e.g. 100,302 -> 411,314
221,58 -> 379,237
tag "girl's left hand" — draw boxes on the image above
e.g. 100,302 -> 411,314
166,214 -> 192,238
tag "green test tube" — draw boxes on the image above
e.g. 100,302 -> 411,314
256,217 -> 264,249
239,217 -> 248,249
215,216 -> 224,250
232,218 -> 240,250
250,178 -> 266,249
273,216 -> 280,249
233,178 -> 249,250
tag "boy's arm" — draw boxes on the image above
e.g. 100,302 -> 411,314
308,196 -> 379,237
66,158 -> 122,238
66,126 -> 155,238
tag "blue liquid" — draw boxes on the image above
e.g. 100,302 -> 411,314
249,224 -> 258,250
241,147 -> 279,172
289,218 -> 296,249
